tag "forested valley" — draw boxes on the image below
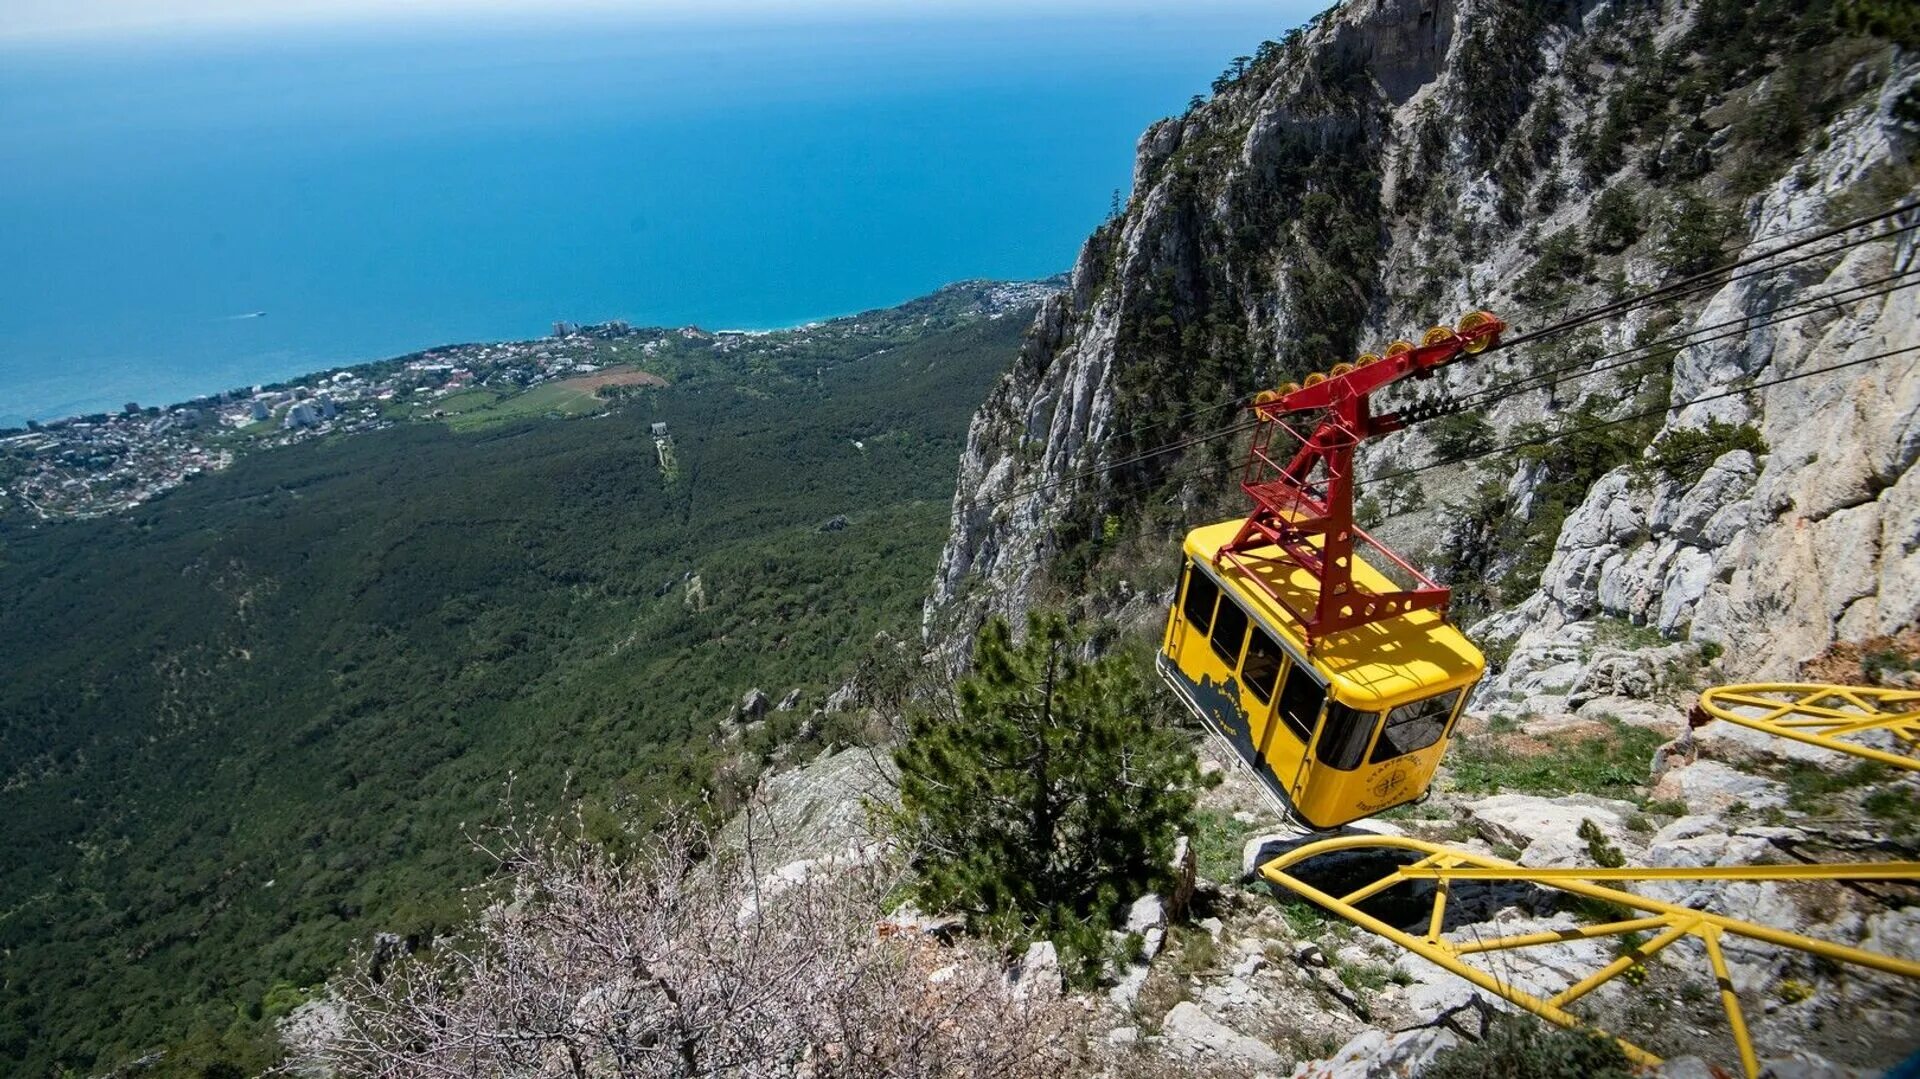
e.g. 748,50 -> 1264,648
0,289 -> 1036,1076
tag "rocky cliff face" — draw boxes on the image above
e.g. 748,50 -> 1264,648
927,0 -> 1920,682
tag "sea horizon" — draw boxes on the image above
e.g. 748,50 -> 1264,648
5,272 -> 1068,427
0,4 -> 1312,427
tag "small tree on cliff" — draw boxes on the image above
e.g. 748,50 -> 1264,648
893,612 -> 1198,967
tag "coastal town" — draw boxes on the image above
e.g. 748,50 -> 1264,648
0,321 -> 641,521
0,278 -> 1059,522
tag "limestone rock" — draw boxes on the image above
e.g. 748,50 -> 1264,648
822,681 -> 859,714
1107,962 -> 1150,1012
739,688 -> 770,722
1288,1027 -> 1459,1079
1011,940 -> 1061,999
1462,794 -> 1638,854
1567,642 -> 1700,707
1161,1001 -> 1285,1071
1124,894 -> 1167,961
1648,759 -> 1789,813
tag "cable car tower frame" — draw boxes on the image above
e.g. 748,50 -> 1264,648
1217,311 -> 1506,650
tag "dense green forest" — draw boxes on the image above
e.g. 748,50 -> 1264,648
0,294 -> 1033,1075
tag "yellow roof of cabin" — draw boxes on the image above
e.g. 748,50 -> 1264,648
1183,519 -> 1484,709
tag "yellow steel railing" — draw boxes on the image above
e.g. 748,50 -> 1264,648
1694,682 -> 1920,772
1257,835 -> 1920,1078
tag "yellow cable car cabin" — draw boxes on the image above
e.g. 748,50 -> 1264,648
1158,520 -> 1484,829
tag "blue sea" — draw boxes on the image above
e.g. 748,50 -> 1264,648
0,5 -> 1309,427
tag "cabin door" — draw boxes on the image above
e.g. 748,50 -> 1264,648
1271,661 -> 1328,806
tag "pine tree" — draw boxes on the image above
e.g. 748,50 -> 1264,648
893,613 -> 1198,957
1586,183 -> 1642,253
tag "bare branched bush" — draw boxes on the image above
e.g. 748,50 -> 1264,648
302,811 -> 1087,1078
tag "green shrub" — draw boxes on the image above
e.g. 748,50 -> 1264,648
1587,183 -> 1642,252
1643,419 -> 1767,481
1430,412 -> 1494,459
1579,818 -> 1627,867
1655,192 -> 1740,276
1425,1013 -> 1634,1079
1516,228 -> 1590,304
893,612 -> 1199,977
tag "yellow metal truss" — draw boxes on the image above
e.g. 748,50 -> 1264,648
1694,682 -> 1920,772
1256,835 -> 1920,1078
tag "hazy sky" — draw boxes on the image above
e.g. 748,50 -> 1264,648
5,0 -> 1247,44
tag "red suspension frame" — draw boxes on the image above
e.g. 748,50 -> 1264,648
1216,312 -> 1506,650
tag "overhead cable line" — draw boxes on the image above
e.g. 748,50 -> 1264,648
1373,342 -> 1920,485
991,203 -> 1920,462
956,299 -> 1920,517
936,204 -> 1920,528
1491,200 -> 1920,352
977,417 -> 1260,509
1447,269 -> 1920,408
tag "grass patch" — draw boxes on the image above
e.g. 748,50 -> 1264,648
1780,760 -> 1892,812
443,380 -> 607,431
1863,787 -> 1920,836
1589,617 -> 1666,653
1169,925 -> 1219,977
1335,958 -> 1402,993
1277,897 -> 1333,939
1447,719 -> 1666,799
1567,893 -> 1637,925
1191,808 -> 1258,884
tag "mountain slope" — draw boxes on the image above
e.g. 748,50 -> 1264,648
927,0 -> 1919,683
0,288 -> 1036,1075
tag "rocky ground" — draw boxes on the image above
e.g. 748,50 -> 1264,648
741,633 -> 1919,1079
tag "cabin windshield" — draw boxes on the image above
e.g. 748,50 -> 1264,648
1369,687 -> 1464,763
1315,700 -> 1377,770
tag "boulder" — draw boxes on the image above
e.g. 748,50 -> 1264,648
775,688 -> 803,712
1462,794 -> 1637,853
1107,962 -> 1150,1011
1288,1027 -> 1459,1079
822,681 -> 859,714
739,688 -> 770,721
1567,642 -> 1699,707
1648,759 -> 1788,813
1861,905 -> 1920,963
1124,894 -> 1167,960
1011,939 -> 1061,999
1161,1001 -> 1286,1071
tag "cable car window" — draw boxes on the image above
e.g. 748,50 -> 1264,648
1241,629 -> 1284,704
1316,700 -> 1379,771
1275,664 -> 1323,741
1209,598 -> 1248,667
1370,688 -> 1464,763
1182,566 -> 1220,635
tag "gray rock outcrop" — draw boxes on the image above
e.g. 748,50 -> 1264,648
1161,1000 -> 1287,1071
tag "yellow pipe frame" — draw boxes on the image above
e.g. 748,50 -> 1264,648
1696,682 -> 1920,772
1257,835 -> 1920,1078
